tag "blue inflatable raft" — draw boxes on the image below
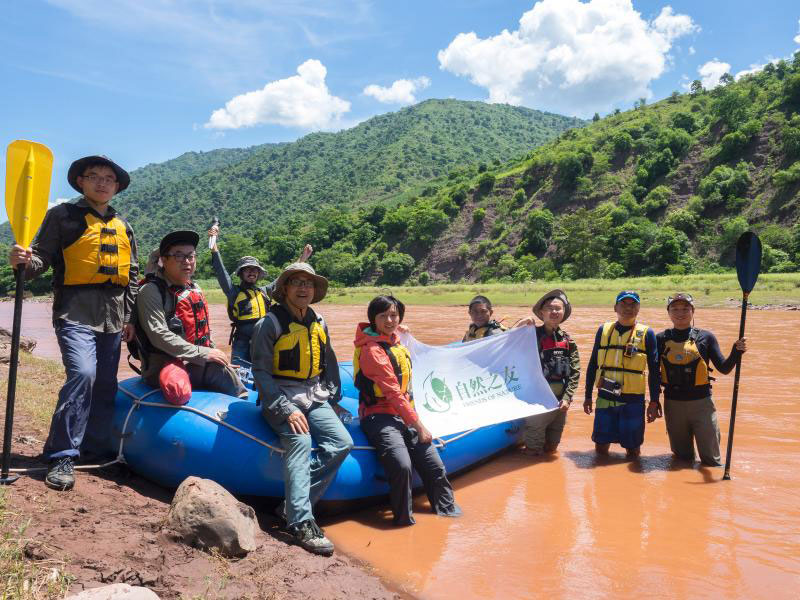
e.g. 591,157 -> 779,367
112,363 -> 524,503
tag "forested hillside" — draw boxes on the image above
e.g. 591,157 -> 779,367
198,54 -> 800,287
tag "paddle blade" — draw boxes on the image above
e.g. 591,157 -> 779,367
735,231 -> 762,293
5,140 -> 53,248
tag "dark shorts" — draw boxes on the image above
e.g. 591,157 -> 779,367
591,401 -> 645,449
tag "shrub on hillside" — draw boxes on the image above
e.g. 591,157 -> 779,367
519,208 -> 553,255
477,172 -> 495,192
665,208 -> 698,234
457,243 -> 470,260
603,262 -> 626,279
417,271 -> 431,286
379,251 -> 415,284
781,115 -> 800,158
642,185 -> 671,215
556,152 -> 584,187
472,207 -> 486,223
612,131 -> 633,153
381,205 -> 413,235
772,161 -> 800,187
698,162 -> 751,200
671,112 -> 697,133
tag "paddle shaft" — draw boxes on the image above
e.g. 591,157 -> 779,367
723,292 -> 749,480
0,267 -> 25,484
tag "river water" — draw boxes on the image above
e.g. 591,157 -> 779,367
3,301 -> 799,599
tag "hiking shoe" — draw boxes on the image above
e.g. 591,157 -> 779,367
287,519 -> 334,556
274,500 -> 287,524
45,457 -> 75,491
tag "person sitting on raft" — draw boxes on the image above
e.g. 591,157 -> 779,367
250,263 -> 353,556
354,295 -> 462,526
207,222 -> 312,366
135,230 -> 247,405
583,290 -> 662,459
462,295 -> 506,342
514,289 -> 580,456
657,292 -> 747,466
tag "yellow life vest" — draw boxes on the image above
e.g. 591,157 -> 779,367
266,305 -> 327,381
660,328 -> 710,392
353,340 -> 412,405
594,322 -> 649,395
462,320 -> 505,342
62,213 -> 131,287
229,287 -> 268,322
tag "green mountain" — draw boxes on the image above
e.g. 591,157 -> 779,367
258,57 -> 799,287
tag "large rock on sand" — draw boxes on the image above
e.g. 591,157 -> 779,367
164,476 -> 258,557
66,583 -> 160,599
0,326 -> 36,363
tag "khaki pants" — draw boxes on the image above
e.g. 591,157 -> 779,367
664,396 -> 721,466
523,409 -> 567,451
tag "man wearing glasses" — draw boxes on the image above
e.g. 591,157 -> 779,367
135,230 -> 246,406
8,155 -> 139,490
251,263 -> 353,556
657,293 -> 747,466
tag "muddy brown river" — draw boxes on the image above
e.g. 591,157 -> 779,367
3,301 -> 799,599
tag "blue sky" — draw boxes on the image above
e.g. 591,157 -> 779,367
1,0 -> 799,221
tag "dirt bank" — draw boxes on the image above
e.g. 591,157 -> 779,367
1,358 -> 403,600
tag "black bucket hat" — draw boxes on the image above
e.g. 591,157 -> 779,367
159,230 -> 199,256
67,155 -> 130,193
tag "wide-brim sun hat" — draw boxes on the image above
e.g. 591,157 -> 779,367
533,289 -> 571,322
159,230 -> 200,256
274,262 -> 328,304
67,155 -> 130,193
235,256 -> 267,279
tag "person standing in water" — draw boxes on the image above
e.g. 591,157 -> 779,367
462,295 -> 506,342
8,155 -> 138,490
657,293 -> 747,466
583,291 -> 662,458
515,290 -> 580,455
354,295 -> 461,525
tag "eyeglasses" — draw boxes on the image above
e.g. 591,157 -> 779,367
165,252 -> 197,262
287,278 -> 315,288
80,173 -> 117,186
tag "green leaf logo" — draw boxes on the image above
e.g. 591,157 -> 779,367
423,371 -> 452,412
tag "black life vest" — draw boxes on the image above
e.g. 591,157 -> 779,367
539,330 -> 572,386
463,320 -> 505,342
128,275 -> 212,374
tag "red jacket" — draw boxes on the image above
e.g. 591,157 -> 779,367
353,323 -> 418,425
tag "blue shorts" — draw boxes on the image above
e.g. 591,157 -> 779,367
591,401 -> 645,449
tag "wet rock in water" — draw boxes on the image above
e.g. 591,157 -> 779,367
65,583 -> 160,599
163,476 -> 258,557
0,326 -> 36,363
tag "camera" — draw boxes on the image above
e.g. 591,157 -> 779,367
598,376 -> 622,397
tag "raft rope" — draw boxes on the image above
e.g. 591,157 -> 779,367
8,385 -> 485,475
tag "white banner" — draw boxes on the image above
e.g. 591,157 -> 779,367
399,326 -> 558,438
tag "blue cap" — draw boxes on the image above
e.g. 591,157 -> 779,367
615,290 -> 640,304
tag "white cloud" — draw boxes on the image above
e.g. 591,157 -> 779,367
688,46 -> 696,55
205,60 -> 350,130
794,19 -> 800,45
363,77 -> 431,105
697,59 -> 731,89
437,0 -> 698,117
735,57 -> 782,80
48,197 -> 72,208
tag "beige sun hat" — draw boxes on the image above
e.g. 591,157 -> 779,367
533,289 -> 572,322
273,262 -> 329,304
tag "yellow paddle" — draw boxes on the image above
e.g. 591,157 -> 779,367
1,140 -> 53,485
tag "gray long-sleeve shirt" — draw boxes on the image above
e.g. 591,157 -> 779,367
210,251 -> 275,308
25,198 -> 139,333
136,273 -> 213,382
251,304 -> 341,426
